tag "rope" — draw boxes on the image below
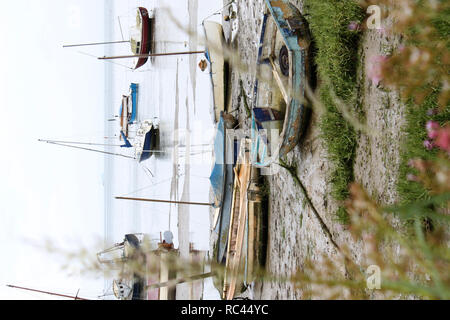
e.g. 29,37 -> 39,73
75,50 -> 134,70
39,140 -> 136,160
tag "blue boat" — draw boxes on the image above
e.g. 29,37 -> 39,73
129,83 -> 138,123
119,83 -> 139,137
210,114 -> 238,264
251,0 -> 312,166
210,116 -> 225,208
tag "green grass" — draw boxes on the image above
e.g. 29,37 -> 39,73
303,0 -> 364,223
397,89 -> 450,204
396,1 -> 450,204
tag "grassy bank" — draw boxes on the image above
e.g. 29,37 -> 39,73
303,0 -> 364,223
397,90 -> 450,204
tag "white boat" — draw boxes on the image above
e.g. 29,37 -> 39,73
133,118 -> 160,162
203,21 -> 227,122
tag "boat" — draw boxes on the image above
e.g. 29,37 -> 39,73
98,232 -> 175,300
209,113 -> 238,264
130,7 -> 153,70
202,21 -> 230,122
222,138 -> 265,300
98,232 -> 206,300
119,83 -> 139,138
122,118 -> 160,162
63,7 -> 153,70
39,118 -> 159,163
98,233 -> 147,300
251,0 -> 312,166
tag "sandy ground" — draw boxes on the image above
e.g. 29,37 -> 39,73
206,0 -> 406,300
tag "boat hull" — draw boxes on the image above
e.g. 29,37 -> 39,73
134,119 -> 159,162
134,7 -> 152,70
222,139 -> 265,299
210,115 -> 237,264
203,21 -> 226,122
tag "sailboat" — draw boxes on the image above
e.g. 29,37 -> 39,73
130,7 -> 153,70
63,7 -> 153,70
98,232 -> 206,300
118,83 -> 139,138
39,118 -> 160,163
133,119 -> 160,162
97,233 -> 148,300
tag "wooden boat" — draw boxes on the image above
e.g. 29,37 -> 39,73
202,21 -> 230,122
222,138 -> 264,300
209,114 -> 238,264
251,0 -> 312,166
130,7 -> 153,70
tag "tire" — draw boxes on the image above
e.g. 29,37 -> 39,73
279,45 -> 289,77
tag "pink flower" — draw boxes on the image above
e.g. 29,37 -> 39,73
428,130 -> 439,139
423,140 -> 434,150
435,126 -> 450,152
367,55 -> 388,86
348,21 -> 361,31
426,120 -> 440,132
426,121 -> 440,139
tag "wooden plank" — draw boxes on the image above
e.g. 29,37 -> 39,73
269,56 -> 290,105
222,167 -> 240,299
247,200 -> 255,282
226,142 -> 251,300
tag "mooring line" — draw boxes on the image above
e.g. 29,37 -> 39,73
278,159 -> 341,252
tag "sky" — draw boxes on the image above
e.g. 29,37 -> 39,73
0,0 -> 107,299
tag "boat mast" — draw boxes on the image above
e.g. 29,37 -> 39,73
39,139 -> 124,147
63,40 -> 130,48
38,139 -> 136,160
99,50 -> 205,60
115,196 -> 213,207
6,284 -> 89,300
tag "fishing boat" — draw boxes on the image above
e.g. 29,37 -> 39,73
251,0 -> 312,166
209,113 -> 238,264
222,138 -> 264,300
130,7 -> 153,70
202,21 -> 230,122
119,83 -> 139,138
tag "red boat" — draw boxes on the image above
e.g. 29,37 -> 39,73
130,7 -> 153,70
